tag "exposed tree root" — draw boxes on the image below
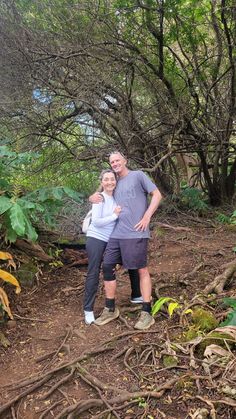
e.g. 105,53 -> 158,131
0,375 -> 53,416
39,367 -> 75,400
14,239 -> 53,262
54,377 -> 183,419
203,259 -> 236,294
54,399 -> 104,419
38,399 -> 65,419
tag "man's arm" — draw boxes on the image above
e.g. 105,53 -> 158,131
89,192 -> 104,204
134,188 -> 162,231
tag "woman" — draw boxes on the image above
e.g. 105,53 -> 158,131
83,169 -> 121,324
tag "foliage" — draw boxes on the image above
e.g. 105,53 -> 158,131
152,296 -> 181,317
179,187 -> 209,213
216,210 -> 236,225
0,0 -> 235,205
0,251 -> 21,320
219,298 -> 236,327
0,145 -> 83,242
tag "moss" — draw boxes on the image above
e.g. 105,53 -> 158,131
175,377 -> 194,391
17,262 -> 38,288
192,308 -> 218,332
183,327 -> 201,342
162,355 -> 178,368
153,227 -> 165,237
198,331 -> 235,353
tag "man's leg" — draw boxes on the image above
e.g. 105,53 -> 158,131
134,266 -> 154,330
119,238 -> 154,330
139,267 -> 152,302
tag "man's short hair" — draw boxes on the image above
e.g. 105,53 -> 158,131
109,150 -> 127,160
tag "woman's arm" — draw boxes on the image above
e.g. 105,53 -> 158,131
91,202 -> 118,227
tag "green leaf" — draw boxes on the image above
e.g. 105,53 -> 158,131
63,187 -> 83,202
5,227 -> 17,243
0,196 -> 12,215
18,198 -> 37,210
223,298 -> 236,310
219,310 -> 236,327
168,302 -> 181,317
152,297 -> 175,316
24,217 -> 38,242
51,187 -> 64,200
9,203 -> 26,236
0,179 -> 10,190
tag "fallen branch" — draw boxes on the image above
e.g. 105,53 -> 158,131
13,314 -> 48,323
152,221 -> 191,232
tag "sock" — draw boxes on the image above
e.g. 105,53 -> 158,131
142,302 -> 151,314
105,298 -> 115,312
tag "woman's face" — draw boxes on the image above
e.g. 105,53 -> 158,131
101,172 -> 117,193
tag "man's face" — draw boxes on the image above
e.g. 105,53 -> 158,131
109,153 -> 127,175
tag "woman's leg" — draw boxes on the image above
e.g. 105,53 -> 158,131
83,237 -> 107,312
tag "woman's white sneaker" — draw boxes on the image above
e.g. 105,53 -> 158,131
84,311 -> 95,325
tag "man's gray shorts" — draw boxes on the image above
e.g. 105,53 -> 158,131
103,238 -> 148,269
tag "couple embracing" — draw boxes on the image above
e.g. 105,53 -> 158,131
83,151 -> 162,330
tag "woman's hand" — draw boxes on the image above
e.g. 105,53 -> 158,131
114,206 -> 122,216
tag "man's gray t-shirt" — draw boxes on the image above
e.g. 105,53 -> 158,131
112,170 -> 157,239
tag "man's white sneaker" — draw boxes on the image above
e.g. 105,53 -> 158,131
130,296 -> 143,304
84,311 -> 95,325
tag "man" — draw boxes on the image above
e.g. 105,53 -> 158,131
92,151 -> 162,330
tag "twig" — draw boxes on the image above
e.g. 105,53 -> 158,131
13,314 -> 48,323
124,346 -> 140,379
118,314 -> 132,328
42,324 -> 73,369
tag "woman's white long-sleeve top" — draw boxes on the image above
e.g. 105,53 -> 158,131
86,192 -> 118,242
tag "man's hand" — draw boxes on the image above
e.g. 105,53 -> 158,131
134,189 -> 162,231
134,214 -> 151,231
89,192 -> 103,204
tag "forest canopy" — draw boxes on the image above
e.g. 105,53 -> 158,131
0,0 -> 235,206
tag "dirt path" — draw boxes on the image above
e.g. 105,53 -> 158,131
0,222 -> 236,418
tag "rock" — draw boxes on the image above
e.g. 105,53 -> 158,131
7,320 -> 17,329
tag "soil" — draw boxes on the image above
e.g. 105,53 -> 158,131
0,216 -> 236,419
